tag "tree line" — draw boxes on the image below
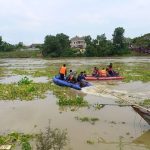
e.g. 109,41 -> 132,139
1,27 -> 149,57
42,27 -> 130,57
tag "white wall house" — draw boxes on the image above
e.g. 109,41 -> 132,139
70,36 -> 86,52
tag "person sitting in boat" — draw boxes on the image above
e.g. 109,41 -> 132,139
66,70 -> 73,81
108,63 -> 119,76
83,71 -> 87,77
77,72 -> 87,87
67,71 -> 77,83
92,67 -> 99,77
106,67 -> 111,77
99,68 -> 107,77
59,64 -> 67,80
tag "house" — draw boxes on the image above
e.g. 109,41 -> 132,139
70,36 -> 86,52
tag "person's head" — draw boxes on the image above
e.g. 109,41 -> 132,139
70,70 -> 72,72
80,71 -> 83,74
109,63 -> 112,67
63,64 -> 66,67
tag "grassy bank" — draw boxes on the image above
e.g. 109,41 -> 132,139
0,50 -> 42,58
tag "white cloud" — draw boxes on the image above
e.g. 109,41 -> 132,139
0,0 -> 150,44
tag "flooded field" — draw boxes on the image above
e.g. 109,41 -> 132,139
0,57 -> 150,150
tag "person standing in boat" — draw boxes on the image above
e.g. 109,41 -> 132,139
59,64 -> 67,80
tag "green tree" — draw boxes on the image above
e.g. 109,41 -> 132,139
42,35 -> 61,57
56,33 -> 70,50
84,35 -> 92,46
42,33 -> 70,57
112,27 -> 127,54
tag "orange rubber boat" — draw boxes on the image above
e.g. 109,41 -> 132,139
85,75 -> 124,81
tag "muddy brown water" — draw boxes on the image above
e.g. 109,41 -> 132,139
0,57 -> 150,150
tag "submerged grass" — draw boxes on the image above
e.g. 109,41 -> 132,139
75,116 -> 99,125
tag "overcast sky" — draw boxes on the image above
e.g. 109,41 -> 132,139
0,0 -> 150,45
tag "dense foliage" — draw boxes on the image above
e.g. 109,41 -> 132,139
132,33 -> 150,48
1,27 -> 150,57
42,27 -> 130,57
0,36 -> 15,52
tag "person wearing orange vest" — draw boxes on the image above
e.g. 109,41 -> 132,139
99,68 -> 107,77
59,64 -> 67,80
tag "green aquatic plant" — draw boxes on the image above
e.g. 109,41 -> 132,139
58,96 -> 88,107
0,132 -> 33,150
86,140 -> 95,144
12,69 -> 31,76
36,125 -> 68,150
12,64 -> 59,78
93,103 -> 104,110
139,99 -> 150,108
0,82 -> 52,100
75,116 -> 99,125
0,67 -> 6,77
0,124 -> 68,150
18,76 -> 33,85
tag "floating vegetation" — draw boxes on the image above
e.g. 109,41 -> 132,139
12,69 -> 31,76
58,96 -> 88,107
86,140 -> 95,145
0,124 -> 68,150
0,82 -> 52,100
92,103 -> 105,110
0,132 -> 33,150
75,116 -> 99,125
0,67 -> 6,77
18,76 -> 33,85
139,99 -> 150,108
12,65 -> 59,78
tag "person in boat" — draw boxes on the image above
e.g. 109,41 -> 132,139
99,68 -> 107,77
67,70 -> 77,83
92,67 -> 99,77
83,71 -> 87,77
108,63 -> 119,76
66,70 -> 73,81
59,64 -> 67,80
77,72 -> 87,87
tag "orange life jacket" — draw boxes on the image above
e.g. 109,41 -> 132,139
60,66 -> 66,75
100,69 -> 107,77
